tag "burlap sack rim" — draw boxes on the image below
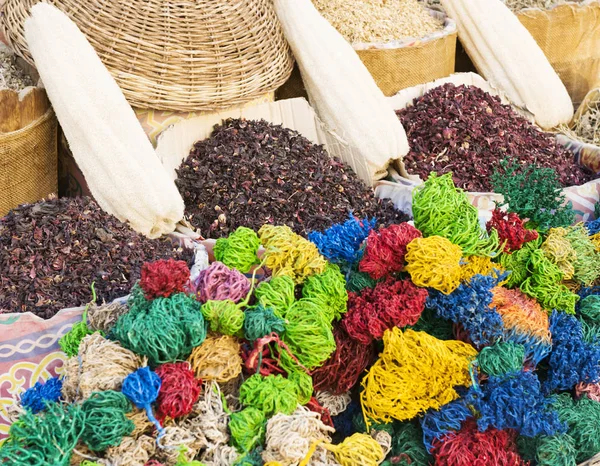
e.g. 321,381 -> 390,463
351,9 -> 457,51
512,0 -> 599,16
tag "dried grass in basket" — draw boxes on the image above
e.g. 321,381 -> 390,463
1,0 -> 294,112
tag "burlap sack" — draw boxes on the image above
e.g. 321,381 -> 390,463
354,12 -> 458,97
0,87 -> 57,216
516,1 -> 600,105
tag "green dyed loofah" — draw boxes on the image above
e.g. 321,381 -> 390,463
239,374 -> 299,417
346,269 -> 379,293
552,393 -> 600,463
233,448 -> 264,466
520,250 -> 579,314
564,225 -> 600,285
243,304 -> 285,342
302,263 -> 348,322
497,237 -> 542,289
202,299 -> 245,336
229,407 -> 266,453
0,402 -> 85,465
111,286 -> 207,367
59,319 -> 101,358
392,422 -> 432,466
477,341 -> 525,377
254,276 -> 296,318
578,295 -> 600,343
280,298 -> 336,372
288,370 -> 314,405
214,227 -> 260,274
81,390 -> 134,451
352,410 -> 395,437
412,172 -> 500,257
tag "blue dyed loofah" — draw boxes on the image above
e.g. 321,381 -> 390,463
20,377 -> 63,414
308,214 -> 375,267
502,330 -> 551,367
122,367 -> 164,436
332,401 -> 359,439
585,217 -> 600,235
421,399 -> 472,452
426,274 -> 507,347
545,311 -> 600,393
470,370 -> 566,438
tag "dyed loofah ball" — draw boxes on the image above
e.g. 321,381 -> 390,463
486,208 -> 539,253
201,299 -> 245,336
405,236 -> 464,295
476,341 -> 525,377
214,226 -> 260,274
460,256 -> 505,283
279,298 -> 336,372
258,225 -> 327,284
431,418 -> 527,466
239,374 -> 301,417
139,259 -> 191,299
155,363 -> 201,421
192,261 -> 250,304
308,214 -> 375,267
59,319 -> 100,358
545,311 -> 600,393
359,223 -> 422,279
492,286 -> 552,365
361,328 -> 477,425
188,334 -> 242,383
0,402 -> 85,465
243,304 -> 286,342
343,277 -> 427,345
301,263 -> 348,322
111,286 -> 207,367
229,407 -> 266,453
497,236 -> 542,288
254,275 -> 296,318
412,172 -> 499,256
20,377 -> 62,414
311,325 -> 376,395
470,370 -> 565,438
421,399 -> 472,452
427,274 -> 505,348
81,390 -> 134,451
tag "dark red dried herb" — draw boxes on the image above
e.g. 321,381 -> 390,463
0,197 -> 192,319
175,119 -> 408,238
397,83 -> 595,192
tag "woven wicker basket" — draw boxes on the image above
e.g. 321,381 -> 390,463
1,0 -> 293,112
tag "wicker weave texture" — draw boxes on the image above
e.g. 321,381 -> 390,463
2,0 -> 294,112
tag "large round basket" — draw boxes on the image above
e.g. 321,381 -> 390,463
1,0 -> 294,112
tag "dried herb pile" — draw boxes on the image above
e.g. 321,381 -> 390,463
0,44 -> 34,91
0,197 -> 192,318
176,119 -> 408,239
504,0 -> 583,12
312,0 -> 443,44
397,83 -> 594,192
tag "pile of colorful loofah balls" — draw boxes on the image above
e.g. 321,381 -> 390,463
2,171 -> 600,466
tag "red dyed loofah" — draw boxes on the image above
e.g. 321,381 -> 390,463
139,259 -> 190,299
242,333 -> 307,377
486,208 -> 539,254
359,223 -> 422,279
155,362 -> 201,420
312,325 -> 376,395
306,396 -> 334,428
431,419 -> 528,466
145,461 -> 165,466
342,277 -> 428,345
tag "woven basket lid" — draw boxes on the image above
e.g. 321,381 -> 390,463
2,0 -> 294,112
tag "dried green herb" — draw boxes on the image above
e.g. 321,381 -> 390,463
175,119 -> 408,239
491,160 -> 578,231
0,197 -> 192,318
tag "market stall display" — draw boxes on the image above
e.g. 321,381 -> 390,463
1,0 -> 293,112
1,176 -> 600,465
2,0 -> 600,464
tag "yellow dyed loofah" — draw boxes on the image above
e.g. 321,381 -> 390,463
460,255 -> 506,284
299,433 -> 385,466
361,328 -> 477,426
541,228 -> 576,281
405,236 -> 463,294
258,225 -> 327,284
